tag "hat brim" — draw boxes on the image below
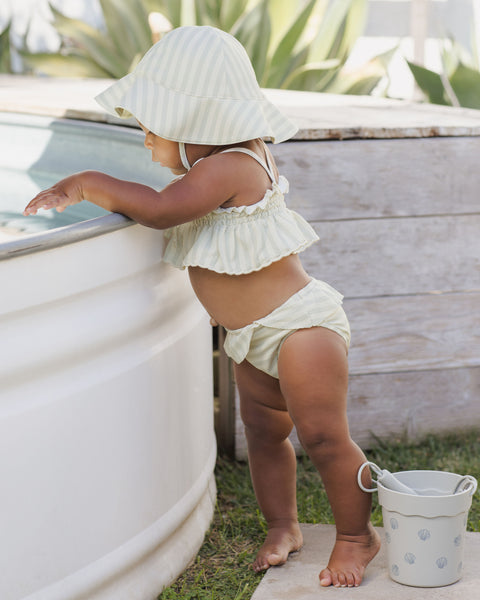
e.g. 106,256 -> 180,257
95,73 -> 298,145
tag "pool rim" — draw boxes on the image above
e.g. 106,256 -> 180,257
0,212 -> 133,261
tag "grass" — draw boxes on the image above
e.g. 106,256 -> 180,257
158,429 -> 480,600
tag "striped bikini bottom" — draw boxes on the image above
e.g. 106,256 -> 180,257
223,278 -> 351,379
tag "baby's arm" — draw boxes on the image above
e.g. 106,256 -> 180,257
24,171 -> 176,225
23,159 -> 237,229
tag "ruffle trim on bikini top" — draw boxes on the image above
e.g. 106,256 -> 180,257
162,176 -> 319,275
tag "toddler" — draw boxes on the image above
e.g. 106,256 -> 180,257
24,26 -> 380,588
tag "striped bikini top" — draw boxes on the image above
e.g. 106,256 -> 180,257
162,145 -> 319,275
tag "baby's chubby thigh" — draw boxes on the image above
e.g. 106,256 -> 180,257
277,325 -> 350,453
234,355 -> 293,447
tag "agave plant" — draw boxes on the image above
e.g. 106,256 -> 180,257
20,0 -> 393,95
407,38 -> 480,109
147,0 -> 396,95
0,21 -> 13,73
20,0 -> 152,78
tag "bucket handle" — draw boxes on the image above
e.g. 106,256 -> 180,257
357,461 -> 381,493
358,462 -> 478,497
357,461 -> 419,495
453,475 -> 478,496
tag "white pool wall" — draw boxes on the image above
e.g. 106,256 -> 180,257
0,113 -> 216,600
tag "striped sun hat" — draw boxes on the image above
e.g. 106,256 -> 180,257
95,25 -> 298,145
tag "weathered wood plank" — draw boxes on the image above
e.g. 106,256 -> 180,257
234,366 -> 480,460
300,215 -> 480,298
347,367 -> 480,448
346,292 -> 480,375
272,138 -> 480,220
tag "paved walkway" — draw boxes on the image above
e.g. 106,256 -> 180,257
251,524 -> 480,600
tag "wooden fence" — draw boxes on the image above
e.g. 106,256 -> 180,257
215,98 -> 480,459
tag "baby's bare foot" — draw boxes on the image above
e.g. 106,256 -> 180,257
253,520 -> 303,572
319,523 -> 381,587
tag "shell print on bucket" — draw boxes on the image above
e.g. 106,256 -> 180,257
390,518 -> 399,530
418,528 -> 431,541
404,553 -> 416,565
436,557 -> 448,569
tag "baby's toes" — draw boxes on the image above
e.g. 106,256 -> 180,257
353,567 -> 365,587
319,567 -> 333,587
345,570 -> 356,587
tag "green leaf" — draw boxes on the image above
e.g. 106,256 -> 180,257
20,50 -> 112,77
49,5 -> 125,77
302,0 -> 367,90
342,75 -> 384,95
180,0 -> 197,26
281,59 -> 340,90
335,0 -> 368,61
0,21 -> 12,73
219,0 -> 249,31
332,69 -> 382,95
471,22 -> 480,71
191,0 -> 249,30
193,0 -> 216,26
329,45 -> 397,95
98,0 -> 151,62
267,0 -> 317,87
440,40 -> 461,79
450,61 -> 480,109
127,52 -> 145,73
270,45 -> 311,89
143,0 -> 181,28
165,0 -> 182,28
267,0 -> 300,50
407,61 -> 450,105
308,0 -> 366,62
231,0 -> 271,84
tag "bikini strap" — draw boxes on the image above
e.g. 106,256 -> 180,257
181,142 -> 277,182
219,146 -> 277,183
179,142 -> 191,170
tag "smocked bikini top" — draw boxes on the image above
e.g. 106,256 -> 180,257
162,145 -> 319,275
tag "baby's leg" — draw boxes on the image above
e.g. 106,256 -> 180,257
234,360 -> 303,572
278,327 -> 380,588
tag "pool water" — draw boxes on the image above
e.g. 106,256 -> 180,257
0,167 -> 108,240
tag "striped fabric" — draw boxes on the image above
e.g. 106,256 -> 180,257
162,175 -> 319,275
223,278 -> 351,378
95,26 -> 298,144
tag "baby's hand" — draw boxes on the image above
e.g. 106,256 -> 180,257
23,174 -> 84,216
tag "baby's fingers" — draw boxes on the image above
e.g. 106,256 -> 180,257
23,194 -> 47,215
24,194 -> 65,216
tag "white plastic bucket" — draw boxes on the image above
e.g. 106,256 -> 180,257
377,470 -> 477,587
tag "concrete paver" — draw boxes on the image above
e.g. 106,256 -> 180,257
251,524 -> 480,600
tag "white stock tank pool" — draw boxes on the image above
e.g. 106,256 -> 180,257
0,112 -> 216,600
